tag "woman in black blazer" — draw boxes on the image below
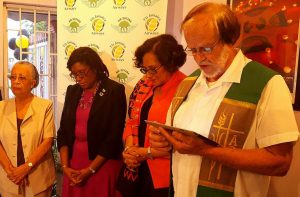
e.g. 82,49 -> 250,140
57,47 -> 126,197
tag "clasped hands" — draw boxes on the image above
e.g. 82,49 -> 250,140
149,125 -> 214,156
6,163 -> 30,186
122,146 -> 147,170
63,166 -> 92,187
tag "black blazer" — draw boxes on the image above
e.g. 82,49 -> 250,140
57,77 -> 126,160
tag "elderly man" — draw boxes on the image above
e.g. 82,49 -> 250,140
150,2 -> 299,197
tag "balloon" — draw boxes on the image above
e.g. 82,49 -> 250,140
17,29 -> 29,37
14,48 -> 28,60
8,38 -> 16,50
15,35 -> 29,49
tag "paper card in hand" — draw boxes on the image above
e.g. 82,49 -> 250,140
145,120 -> 219,146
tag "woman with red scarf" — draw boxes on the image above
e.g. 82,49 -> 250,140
120,34 -> 186,197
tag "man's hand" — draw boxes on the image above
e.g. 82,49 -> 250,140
149,125 -> 172,152
158,127 -> 214,156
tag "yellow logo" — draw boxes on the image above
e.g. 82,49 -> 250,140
112,45 -> 125,59
64,43 -> 77,58
92,18 -> 105,32
110,42 -> 126,61
145,17 -> 159,32
114,0 -> 125,6
90,16 -> 106,34
65,0 -> 76,7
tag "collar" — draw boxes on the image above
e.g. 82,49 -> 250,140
196,50 -> 250,88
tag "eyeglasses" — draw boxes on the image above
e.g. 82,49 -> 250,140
69,68 -> 90,81
139,65 -> 162,75
8,75 -> 27,82
184,39 -> 219,56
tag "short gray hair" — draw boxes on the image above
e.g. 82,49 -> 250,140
181,2 -> 240,45
14,61 -> 39,88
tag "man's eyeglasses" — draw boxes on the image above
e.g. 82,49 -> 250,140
69,69 -> 90,81
8,75 -> 27,82
184,39 -> 219,56
139,65 -> 162,75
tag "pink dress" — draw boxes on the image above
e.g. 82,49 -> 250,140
62,91 -> 122,197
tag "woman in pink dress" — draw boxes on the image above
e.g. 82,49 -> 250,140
57,47 -> 127,197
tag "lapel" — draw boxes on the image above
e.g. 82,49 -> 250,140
6,99 -> 17,129
89,78 -> 109,119
22,97 -> 36,124
5,97 -> 35,129
69,85 -> 83,122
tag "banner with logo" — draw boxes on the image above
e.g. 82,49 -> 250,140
57,0 -> 168,113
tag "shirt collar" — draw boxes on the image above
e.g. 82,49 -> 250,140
196,49 -> 250,88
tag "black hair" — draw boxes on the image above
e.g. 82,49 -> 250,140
134,34 -> 186,73
67,47 -> 109,78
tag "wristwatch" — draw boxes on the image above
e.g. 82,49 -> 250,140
147,146 -> 154,160
89,167 -> 96,174
28,162 -> 33,168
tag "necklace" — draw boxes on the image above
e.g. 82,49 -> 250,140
78,81 -> 100,110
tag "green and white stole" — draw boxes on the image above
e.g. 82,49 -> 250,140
170,61 -> 277,196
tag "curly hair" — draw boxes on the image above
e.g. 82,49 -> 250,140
134,34 -> 186,73
67,47 -> 109,78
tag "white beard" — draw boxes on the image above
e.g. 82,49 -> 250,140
200,65 -> 224,81
200,46 -> 230,81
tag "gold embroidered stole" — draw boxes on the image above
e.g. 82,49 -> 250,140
198,98 -> 256,192
171,70 -> 200,124
197,61 -> 277,194
170,62 -> 277,196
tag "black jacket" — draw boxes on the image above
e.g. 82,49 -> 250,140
57,77 -> 126,160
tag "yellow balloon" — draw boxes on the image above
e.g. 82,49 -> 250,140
16,35 -> 29,49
